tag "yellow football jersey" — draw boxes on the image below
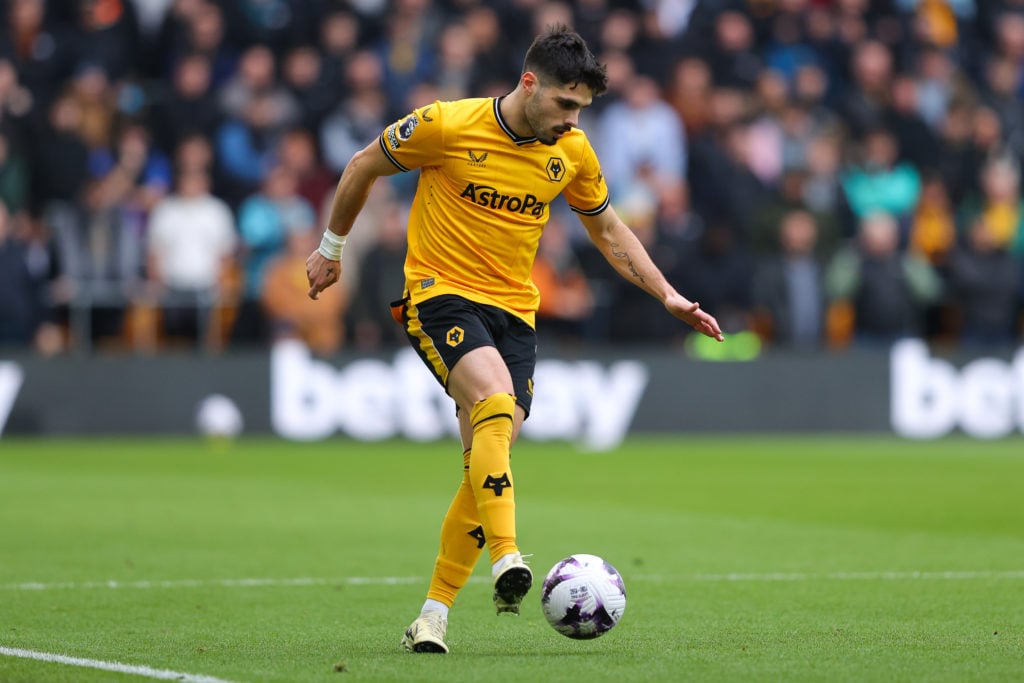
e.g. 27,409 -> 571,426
379,97 -> 609,328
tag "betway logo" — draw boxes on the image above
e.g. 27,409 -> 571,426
891,340 -> 1024,438
0,362 -> 24,436
271,341 -> 646,450
460,183 -> 546,217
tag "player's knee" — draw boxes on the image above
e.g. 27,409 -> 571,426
470,392 -> 516,429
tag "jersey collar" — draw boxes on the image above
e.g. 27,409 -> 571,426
493,96 -> 538,146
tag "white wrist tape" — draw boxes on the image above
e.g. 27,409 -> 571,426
318,230 -> 347,261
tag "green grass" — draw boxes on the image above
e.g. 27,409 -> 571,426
1,436 -> 1022,682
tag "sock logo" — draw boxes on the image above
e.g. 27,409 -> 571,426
467,525 -> 486,549
482,473 -> 511,496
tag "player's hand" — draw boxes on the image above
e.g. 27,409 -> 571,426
665,295 -> 724,342
306,250 -> 341,300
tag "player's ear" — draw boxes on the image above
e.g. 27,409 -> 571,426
522,71 -> 539,93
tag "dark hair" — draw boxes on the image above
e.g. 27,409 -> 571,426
523,25 -> 608,96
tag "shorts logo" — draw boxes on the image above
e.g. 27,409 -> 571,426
527,378 -> 534,396
397,113 -> 419,141
546,157 -> 565,182
446,326 -> 464,347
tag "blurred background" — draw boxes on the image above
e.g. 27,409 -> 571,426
1,0 -> 1023,442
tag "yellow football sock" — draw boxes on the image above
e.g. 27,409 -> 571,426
469,392 -> 518,565
426,449 -> 485,606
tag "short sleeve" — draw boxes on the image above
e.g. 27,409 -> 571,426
378,100 -> 445,173
562,139 -> 610,216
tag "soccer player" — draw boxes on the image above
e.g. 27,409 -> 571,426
306,25 -> 724,654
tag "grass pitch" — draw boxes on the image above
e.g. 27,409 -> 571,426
0,436 -> 1022,682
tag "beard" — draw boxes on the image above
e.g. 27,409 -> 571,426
524,94 -> 562,145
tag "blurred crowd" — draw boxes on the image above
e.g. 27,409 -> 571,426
1,0 -> 1023,356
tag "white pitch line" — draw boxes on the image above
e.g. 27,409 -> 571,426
0,576 -> 424,591
0,646 -> 240,683
639,570 -> 1024,582
2,570 -> 1023,593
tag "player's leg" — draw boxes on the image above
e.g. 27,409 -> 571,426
446,315 -> 535,614
446,346 -> 519,562
424,444 -> 485,607
399,296 -> 502,651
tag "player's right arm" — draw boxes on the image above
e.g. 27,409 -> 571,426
306,140 -> 400,300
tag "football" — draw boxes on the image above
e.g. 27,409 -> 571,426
540,553 -> 627,639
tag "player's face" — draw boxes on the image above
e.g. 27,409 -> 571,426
524,78 -> 593,145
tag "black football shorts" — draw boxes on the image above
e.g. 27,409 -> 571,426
395,294 -> 536,416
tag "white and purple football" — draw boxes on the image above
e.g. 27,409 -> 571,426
540,553 -> 627,639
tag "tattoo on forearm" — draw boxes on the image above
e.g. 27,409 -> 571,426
610,242 -> 645,282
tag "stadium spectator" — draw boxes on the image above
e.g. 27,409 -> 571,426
65,63 -> 118,152
531,213 -> 595,346
433,21 -> 476,102
347,198 -> 409,351
0,128 -> 30,213
0,58 -> 34,144
374,0 -> 442,120
978,54 -> 1024,160
145,166 -> 236,345
704,9 -> 763,90
594,74 -> 687,200
838,39 -> 893,138
0,199 -> 40,347
78,119 -> 171,340
912,45 -> 961,133
281,44 -> 341,133
749,167 -> 841,258
274,127 -> 335,216
665,56 -> 713,138
319,49 -> 390,175
169,0 -> 238,87
214,89 -> 289,206
826,211 -> 943,346
934,100 -> 981,205
227,0 -> 321,54
946,215 -> 1022,347
70,0 -> 141,82
149,51 -> 222,155
840,126 -> 922,229
233,164 -> 315,347
801,126 -> 847,217
0,0 -> 74,111
956,154 -> 1024,253
463,4 -> 519,96
744,69 -> 793,187
882,72 -> 941,171
262,228 -> 348,355
218,43 -> 300,133
753,208 -> 828,350
687,101 -> 769,235
318,9 -> 361,82
908,172 -> 957,266
30,92 -> 90,285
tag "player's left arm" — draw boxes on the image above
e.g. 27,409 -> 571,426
577,207 -> 724,341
